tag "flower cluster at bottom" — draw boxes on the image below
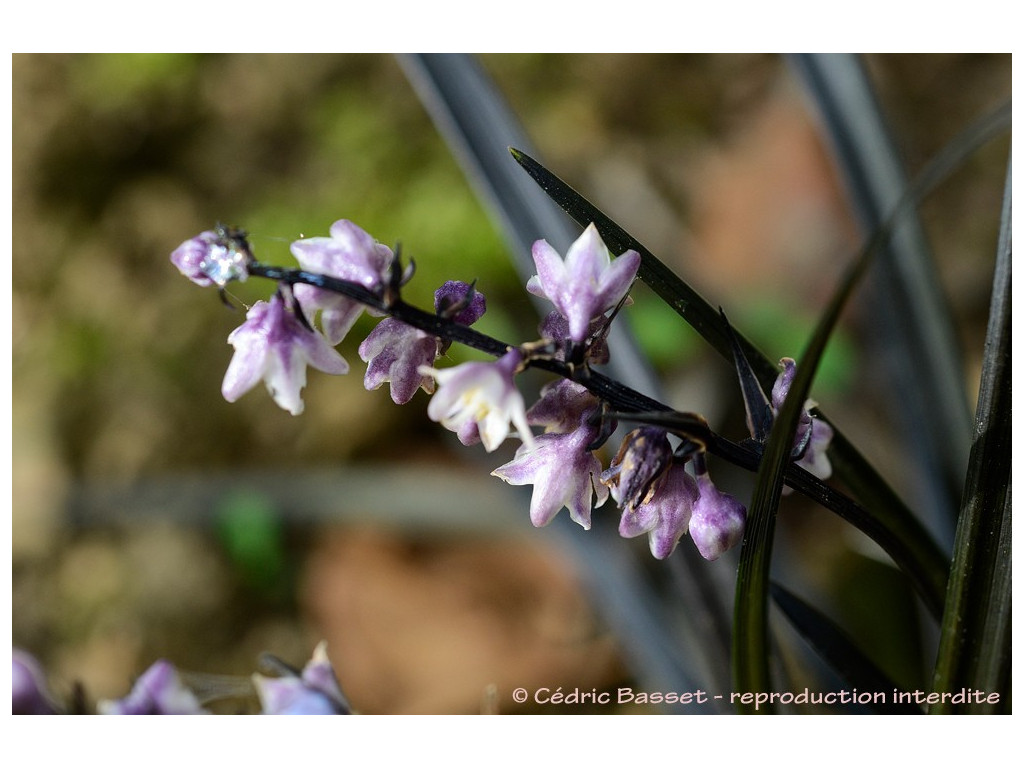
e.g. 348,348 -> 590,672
13,644 -> 351,715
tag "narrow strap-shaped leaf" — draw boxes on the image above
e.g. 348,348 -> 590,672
770,583 -> 923,714
790,53 -> 972,537
930,157 -> 1012,714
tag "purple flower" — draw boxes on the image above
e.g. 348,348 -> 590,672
170,227 -> 251,288
525,379 -> 601,434
222,290 -> 349,415
359,282 -> 486,405
419,349 -> 535,453
359,319 -> 438,404
689,470 -> 746,561
291,220 -> 393,345
618,465 -> 699,559
771,358 -> 834,480
492,423 -> 608,529
98,660 -> 208,714
13,649 -> 59,714
602,427 -> 675,512
254,642 -> 351,715
527,223 -> 640,343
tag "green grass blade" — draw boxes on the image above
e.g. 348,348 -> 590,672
930,158 -> 1012,714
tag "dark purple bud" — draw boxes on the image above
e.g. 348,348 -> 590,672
603,427 -> 674,512
434,281 -> 486,326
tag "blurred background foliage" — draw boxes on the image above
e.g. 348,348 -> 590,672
12,53 -> 1009,713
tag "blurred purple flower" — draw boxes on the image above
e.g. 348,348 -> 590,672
222,290 -> 349,415
13,649 -> 59,715
98,660 -> 208,714
254,642 -> 351,715
419,348 -> 535,452
527,223 -> 640,343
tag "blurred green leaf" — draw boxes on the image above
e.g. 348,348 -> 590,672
215,490 -> 288,599
771,583 -> 923,713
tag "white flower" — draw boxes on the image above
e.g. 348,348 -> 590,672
419,349 -> 535,452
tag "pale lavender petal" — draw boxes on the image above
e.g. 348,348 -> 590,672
645,467 -> 699,559
221,293 -> 348,415
291,219 -> 391,290
492,426 -> 605,529
595,248 -> 641,308
359,318 -> 437,404
293,283 -> 366,346
618,503 -> 660,539
222,301 -> 274,403
563,222 -> 610,286
526,379 -> 600,433
255,642 -> 350,715
617,465 -> 697,559
528,239 -> 568,302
